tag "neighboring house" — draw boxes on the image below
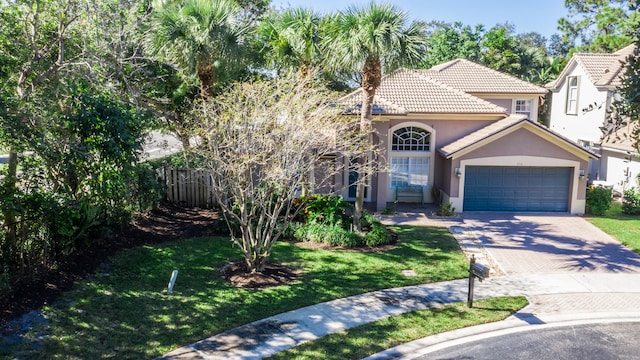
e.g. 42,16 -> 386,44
547,44 -> 637,194
333,59 -> 597,214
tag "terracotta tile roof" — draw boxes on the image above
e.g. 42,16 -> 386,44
601,123 -> 638,153
547,44 -> 637,90
340,68 -> 507,115
418,59 -> 548,94
438,114 -> 599,159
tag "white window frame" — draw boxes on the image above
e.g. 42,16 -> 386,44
566,76 -> 579,115
390,157 -> 430,188
388,125 -> 433,189
514,99 -> 532,119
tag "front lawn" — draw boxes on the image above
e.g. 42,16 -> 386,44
3,225 -> 468,359
270,296 -> 528,360
587,201 -> 640,254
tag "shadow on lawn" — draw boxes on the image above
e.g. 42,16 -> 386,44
5,224 -> 468,359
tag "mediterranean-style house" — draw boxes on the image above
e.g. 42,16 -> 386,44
547,44 -> 638,195
330,59 -> 598,214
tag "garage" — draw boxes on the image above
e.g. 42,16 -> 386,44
463,166 -> 571,212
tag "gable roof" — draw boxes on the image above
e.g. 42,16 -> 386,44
439,114 -> 599,159
417,59 -> 548,94
547,44 -> 636,90
340,68 -> 507,115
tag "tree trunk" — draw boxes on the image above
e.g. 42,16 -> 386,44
353,57 -> 381,231
198,62 -> 215,99
2,149 -> 18,268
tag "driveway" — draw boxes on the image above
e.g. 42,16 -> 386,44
461,213 -> 640,275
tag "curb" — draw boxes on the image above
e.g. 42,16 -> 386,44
364,308 -> 640,360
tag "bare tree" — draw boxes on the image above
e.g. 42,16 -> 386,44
193,75 -> 372,273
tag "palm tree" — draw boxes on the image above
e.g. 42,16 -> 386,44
258,7 -> 325,77
325,2 -> 427,229
145,0 -> 249,99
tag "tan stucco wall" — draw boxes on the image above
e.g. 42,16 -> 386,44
485,98 -> 512,113
385,118 -> 496,145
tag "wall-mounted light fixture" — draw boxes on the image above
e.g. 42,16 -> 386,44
455,167 -> 462,178
579,169 -> 585,180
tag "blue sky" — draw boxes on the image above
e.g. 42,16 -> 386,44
271,0 -> 568,39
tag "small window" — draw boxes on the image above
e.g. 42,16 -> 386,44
515,99 -> 532,119
566,76 -> 579,115
578,139 -> 592,150
392,127 -> 430,152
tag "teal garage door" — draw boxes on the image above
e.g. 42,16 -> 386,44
463,166 -> 571,212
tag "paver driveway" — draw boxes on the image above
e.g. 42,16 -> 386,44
461,213 -> 640,274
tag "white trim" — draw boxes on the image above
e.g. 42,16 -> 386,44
513,98 -> 532,119
448,156 -> 584,214
566,76 -> 580,115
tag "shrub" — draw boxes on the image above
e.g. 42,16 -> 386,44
436,202 -> 456,216
586,185 -> 612,215
363,223 -> 393,247
293,223 -> 358,247
294,194 -> 352,228
129,162 -> 165,212
290,199 -> 392,248
360,211 -> 377,229
622,188 -> 640,215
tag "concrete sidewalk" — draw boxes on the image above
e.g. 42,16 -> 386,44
158,272 -> 640,360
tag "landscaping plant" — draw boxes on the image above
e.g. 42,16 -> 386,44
585,185 -> 613,215
193,75 -> 367,272
622,188 -> 640,215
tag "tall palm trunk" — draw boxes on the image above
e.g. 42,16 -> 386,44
353,57 -> 381,230
198,61 -> 216,99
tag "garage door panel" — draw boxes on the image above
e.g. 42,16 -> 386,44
464,166 -> 570,212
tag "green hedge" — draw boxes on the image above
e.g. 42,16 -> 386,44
586,185 -> 612,216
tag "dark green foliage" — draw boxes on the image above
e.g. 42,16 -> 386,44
622,188 -> 640,214
0,87 -> 155,284
130,162 -> 165,212
295,194 -> 352,228
605,35 -> 640,151
363,223 -> 392,247
586,185 -> 613,215
361,212 -> 394,247
294,224 -> 359,247
559,0 -> 639,52
290,206 -> 393,247
436,202 -> 456,217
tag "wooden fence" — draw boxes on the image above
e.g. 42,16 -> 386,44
158,167 -> 215,208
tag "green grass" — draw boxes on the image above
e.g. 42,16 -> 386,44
587,201 -> 640,254
3,225 -> 468,359
269,296 -> 528,360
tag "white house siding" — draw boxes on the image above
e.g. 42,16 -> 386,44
548,64 -> 609,143
599,148 -> 640,195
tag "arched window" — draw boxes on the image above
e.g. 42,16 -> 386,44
389,126 -> 432,189
392,127 -> 431,152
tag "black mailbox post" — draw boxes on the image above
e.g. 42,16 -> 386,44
467,255 -> 489,308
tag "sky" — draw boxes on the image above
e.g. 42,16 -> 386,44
270,0 -> 569,39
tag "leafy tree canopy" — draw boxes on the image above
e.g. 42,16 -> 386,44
559,0 -> 639,52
